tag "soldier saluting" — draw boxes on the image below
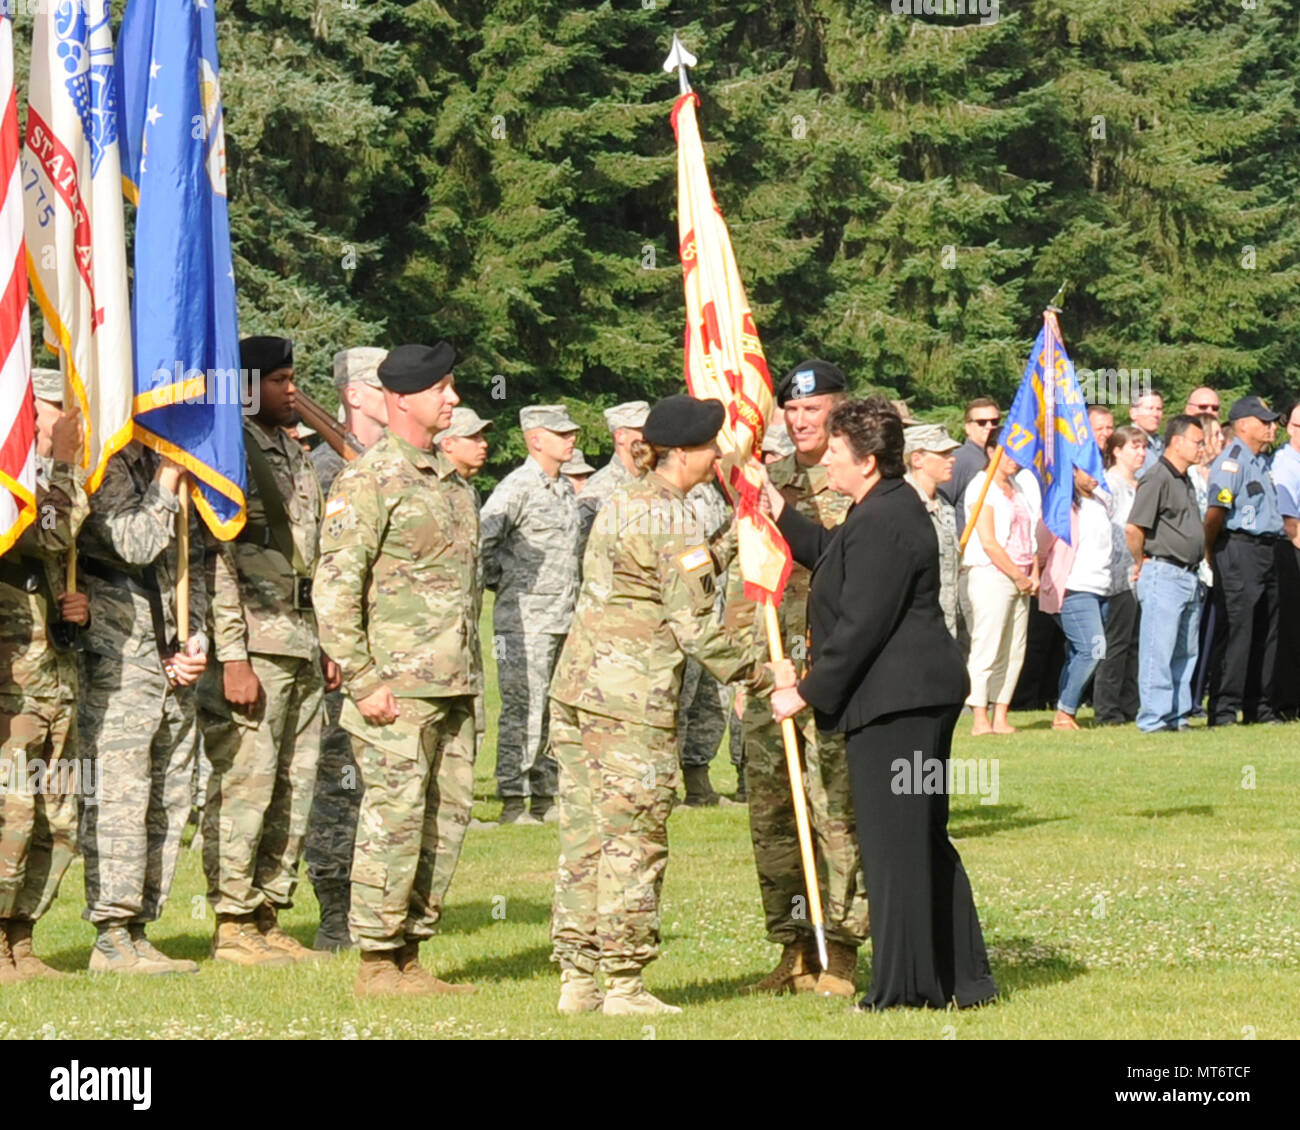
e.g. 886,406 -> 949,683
313,342 -> 479,998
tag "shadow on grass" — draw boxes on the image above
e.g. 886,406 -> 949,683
1132,804 -> 1215,818
41,925 -> 214,973
948,804 -> 1070,839
443,896 -> 552,936
665,935 -> 1085,1007
446,944 -> 554,982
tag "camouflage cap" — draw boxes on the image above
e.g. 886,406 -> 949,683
31,367 -> 64,403
439,406 -> 494,439
762,418 -> 794,457
519,404 -> 579,433
561,449 -> 596,476
603,400 -> 650,432
333,346 -> 388,390
903,423 -> 961,457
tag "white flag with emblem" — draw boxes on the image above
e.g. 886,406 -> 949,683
22,0 -> 133,493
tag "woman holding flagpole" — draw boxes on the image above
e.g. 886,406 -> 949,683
548,395 -> 792,1018
763,396 -> 998,1011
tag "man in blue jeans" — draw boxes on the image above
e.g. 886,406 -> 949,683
1125,416 -> 1206,732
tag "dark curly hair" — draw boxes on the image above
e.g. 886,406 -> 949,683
827,395 -> 905,478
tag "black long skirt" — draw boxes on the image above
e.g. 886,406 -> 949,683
845,704 -> 998,1010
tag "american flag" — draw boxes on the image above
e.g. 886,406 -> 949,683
0,11 -> 34,557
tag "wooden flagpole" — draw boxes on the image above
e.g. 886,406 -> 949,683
176,473 -> 190,644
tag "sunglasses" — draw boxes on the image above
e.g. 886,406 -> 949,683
970,417 -> 1001,427
1190,403 -> 1220,412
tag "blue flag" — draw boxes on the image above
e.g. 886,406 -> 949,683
116,0 -> 245,538
999,309 -> 1106,544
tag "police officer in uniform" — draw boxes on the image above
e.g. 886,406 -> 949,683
1204,396 -> 1285,726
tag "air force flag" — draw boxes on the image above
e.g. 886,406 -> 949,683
116,0 -> 245,537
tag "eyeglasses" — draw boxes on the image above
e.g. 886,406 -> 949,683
970,417 -> 1000,427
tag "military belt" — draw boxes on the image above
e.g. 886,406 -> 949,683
80,557 -> 178,667
1,556 -> 84,652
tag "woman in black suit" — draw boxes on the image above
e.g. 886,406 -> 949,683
764,397 -> 997,1010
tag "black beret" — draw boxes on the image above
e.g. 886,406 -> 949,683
378,342 -> 457,393
776,358 -> 847,406
240,336 -> 293,377
642,395 -> 725,447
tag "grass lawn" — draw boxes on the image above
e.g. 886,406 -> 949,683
2,597 -> 1298,1040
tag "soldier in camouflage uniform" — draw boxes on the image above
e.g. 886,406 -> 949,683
436,406 -> 493,773
560,449 -> 595,494
479,405 -> 582,825
903,424 -> 962,638
314,342 -> 478,998
304,346 -> 388,951
77,438 -> 209,975
549,395 -> 790,1017
0,373 -> 88,983
577,401 -> 649,549
728,360 -> 870,1000
676,478 -> 735,806
200,337 -> 330,966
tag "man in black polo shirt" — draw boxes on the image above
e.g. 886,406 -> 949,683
1126,415 -> 1206,733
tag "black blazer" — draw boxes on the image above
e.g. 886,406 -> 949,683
777,476 -> 969,733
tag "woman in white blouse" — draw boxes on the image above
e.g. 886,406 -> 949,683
1092,425 -> 1147,723
962,429 -> 1040,736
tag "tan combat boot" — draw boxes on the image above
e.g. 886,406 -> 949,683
815,941 -> 859,998
354,949 -> 406,997
212,915 -> 295,967
601,972 -> 682,1016
6,919 -> 63,980
128,924 -> 199,974
396,941 -> 476,995
0,922 -> 22,985
89,925 -> 175,975
557,967 -> 604,1015
740,938 -> 820,995
255,903 -> 330,962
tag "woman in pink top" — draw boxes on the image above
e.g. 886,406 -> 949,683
962,429 -> 1041,736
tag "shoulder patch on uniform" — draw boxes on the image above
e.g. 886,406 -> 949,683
678,546 -> 711,572
325,496 -> 348,518
1216,488 -> 1234,505
1220,460 -> 1239,474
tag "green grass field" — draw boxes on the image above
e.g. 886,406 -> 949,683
2,602 -> 1298,1040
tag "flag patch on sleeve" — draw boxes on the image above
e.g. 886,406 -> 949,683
325,496 -> 348,519
1220,460 -> 1239,474
679,546 -> 711,572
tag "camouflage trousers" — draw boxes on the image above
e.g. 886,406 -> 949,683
550,701 -> 679,975
676,658 -> 731,768
200,653 -> 324,916
742,697 -> 870,948
304,689 -> 362,886
78,653 -> 197,926
495,631 -> 562,799
0,696 -> 78,921
343,695 -> 475,951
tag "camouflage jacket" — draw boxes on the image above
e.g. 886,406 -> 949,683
905,472 -> 959,638
313,431 -> 478,701
452,472 -> 485,694
0,455 -> 88,701
77,442 -> 210,663
211,419 -> 323,662
551,471 -> 773,729
577,454 -> 635,549
480,455 -> 581,635
725,453 -> 848,674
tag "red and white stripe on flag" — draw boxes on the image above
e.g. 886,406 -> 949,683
22,1 -> 133,495
0,13 -> 35,557
671,91 -> 791,604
